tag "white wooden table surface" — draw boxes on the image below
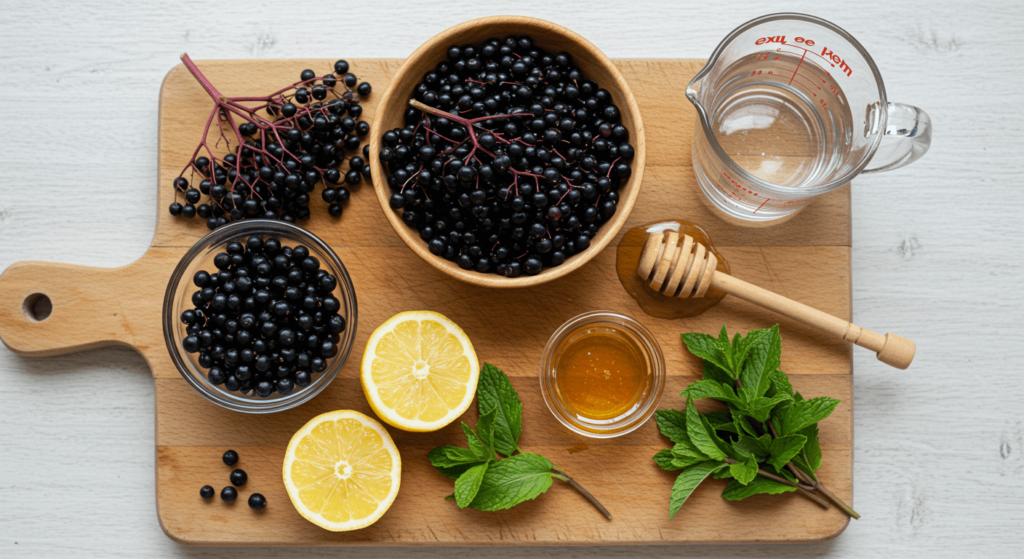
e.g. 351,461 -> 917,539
1,0 -> 1021,556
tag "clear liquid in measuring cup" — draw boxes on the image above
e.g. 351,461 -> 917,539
705,51 -> 853,189
689,14 -> 930,223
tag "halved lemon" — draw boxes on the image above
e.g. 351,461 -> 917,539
282,410 -> 401,532
361,311 -> 479,432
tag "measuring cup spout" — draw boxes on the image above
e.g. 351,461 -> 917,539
685,73 -> 711,134
684,76 -> 702,106
862,103 -> 932,173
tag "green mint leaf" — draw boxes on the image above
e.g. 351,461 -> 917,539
777,397 -> 841,436
768,434 -> 808,471
738,392 -> 793,423
476,408 -> 498,457
477,364 -> 523,456
734,434 -> 770,460
681,379 -> 741,404
705,411 -> 737,434
654,449 -> 683,471
712,466 -> 734,480
721,475 -> 797,500
729,457 -> 759,485
671,442 -> 711,468
789,456 -> 815,479
685,398 -> 727,460
655,409 -> 688,444
732,327 -> 768,375
734,414 -> 759,437
428,445 -> 482,469
701,414 -> 737,460
702,360 -> 734,385
445,494 -> 455,500
462,422 -> 490,461
681,333 -> 733,377
669,461 -> 728,518
437,462 -> 484,479
768,369 -> 794,398
717,326 -> 737,373
454,462 -> 489,508
469,453 -> 554,511
738,325 -> 780,402
800,424 -> 822,472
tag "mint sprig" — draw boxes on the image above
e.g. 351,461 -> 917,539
429,363 -> 611,519
656,325 -> 860,519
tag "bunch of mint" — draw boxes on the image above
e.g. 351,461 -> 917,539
429,364 -> 611,518
656,325 -> 859,519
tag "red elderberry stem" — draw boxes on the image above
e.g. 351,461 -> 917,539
606,157 -> 621,177
180,53 -> 224,101
409,99 -> 547,186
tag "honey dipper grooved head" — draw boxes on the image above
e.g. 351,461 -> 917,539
637,231 -> 718,298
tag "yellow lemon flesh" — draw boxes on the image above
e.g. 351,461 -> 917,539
361,311 -> 479,432
283,410 -> 401,532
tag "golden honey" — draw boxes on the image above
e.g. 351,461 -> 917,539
615,219 -> 730,319
553,325 -> 650,421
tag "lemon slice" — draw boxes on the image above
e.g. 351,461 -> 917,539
282,410 -> 401,532
361,311 -> 479,432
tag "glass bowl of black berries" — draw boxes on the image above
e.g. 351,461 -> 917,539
370,16 -> 646,288
162,219 -> 357,413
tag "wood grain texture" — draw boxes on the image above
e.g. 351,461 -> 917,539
1,1 -> 1022,557
0,55 -> 855,545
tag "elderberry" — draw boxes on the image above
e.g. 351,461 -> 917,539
248,493 -> 267,510
170,57 -> 373,228
379,36 -> 633,278
181,235 -> 347,398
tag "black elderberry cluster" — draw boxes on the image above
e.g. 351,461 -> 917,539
380,37 -> 634,278
170,60 -> 373,229
180,235 -> 347,398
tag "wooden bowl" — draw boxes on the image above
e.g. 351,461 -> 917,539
369,16 -> 646,288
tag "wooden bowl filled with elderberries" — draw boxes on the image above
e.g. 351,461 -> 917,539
370,16 -> 646,288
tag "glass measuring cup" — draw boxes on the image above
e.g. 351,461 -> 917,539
687,13 -> 931,222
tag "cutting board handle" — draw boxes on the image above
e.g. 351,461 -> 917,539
0,261 -> 139,356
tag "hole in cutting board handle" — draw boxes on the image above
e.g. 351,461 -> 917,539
23,293 -> 52,321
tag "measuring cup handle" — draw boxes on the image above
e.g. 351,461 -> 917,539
862,103 -> 932,174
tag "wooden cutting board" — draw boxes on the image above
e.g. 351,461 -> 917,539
0,58 -> 853,545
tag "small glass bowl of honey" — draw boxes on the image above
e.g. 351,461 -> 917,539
539,311 -> 665,438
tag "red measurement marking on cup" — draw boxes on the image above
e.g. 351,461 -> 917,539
788,50 -> 806,86
775,58 -> 825,89
753,198 -> 771,213
771,67 -> 820,91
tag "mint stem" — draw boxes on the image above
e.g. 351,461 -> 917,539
763,420 -> 860,519
553,467 -> 612,520
735,378 -> 860,519
723,458 -> 830,509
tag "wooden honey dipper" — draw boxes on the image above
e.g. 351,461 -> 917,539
637,230 -> 915,369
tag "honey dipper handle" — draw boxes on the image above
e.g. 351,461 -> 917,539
711,273 -> 915,369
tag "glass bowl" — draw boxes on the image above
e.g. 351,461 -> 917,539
539,311 -> 665,438
162,220 -> 358,414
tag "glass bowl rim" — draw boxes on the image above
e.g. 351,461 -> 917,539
161,219 -> 358,414
539,310 -> 665,438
